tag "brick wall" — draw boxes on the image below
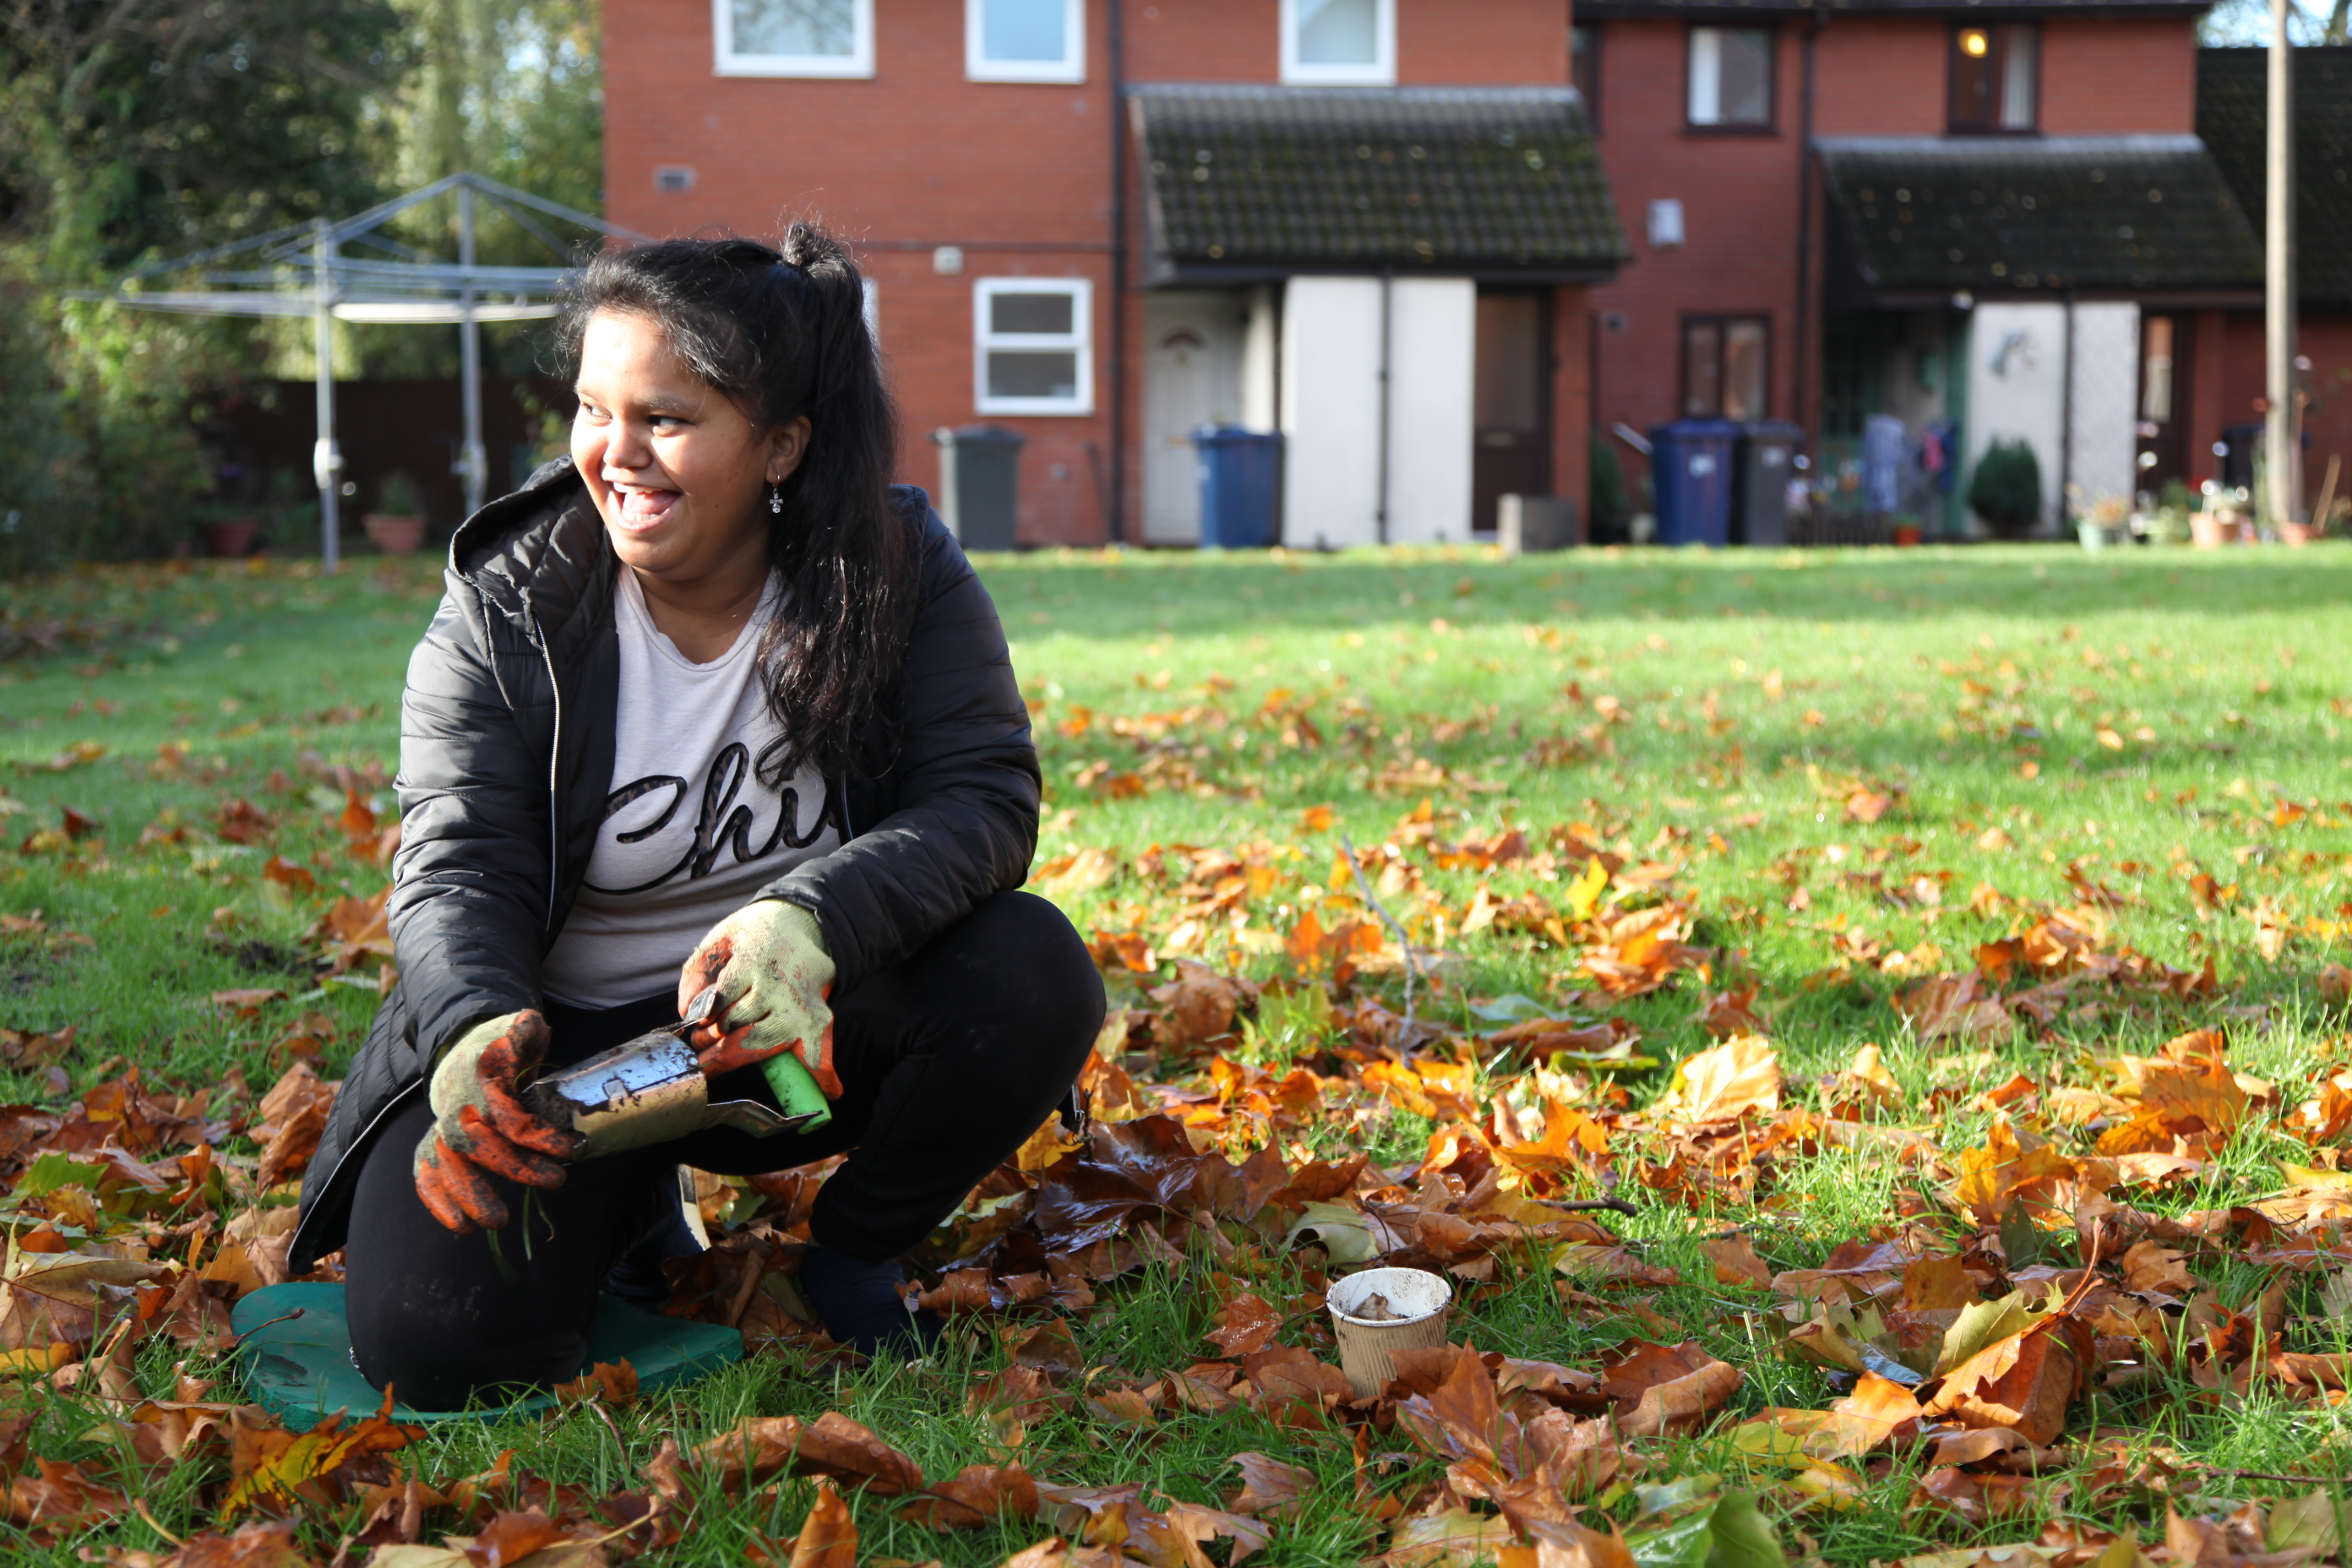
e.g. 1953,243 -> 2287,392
2216,309 -> 2352,508
1584,19 -> 1806,442
2041,19 -> 2199,135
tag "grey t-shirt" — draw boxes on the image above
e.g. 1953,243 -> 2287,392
540,569 -> 839,1009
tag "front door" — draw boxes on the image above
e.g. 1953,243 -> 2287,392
1472,291 -> 1551,535
1142,293 -> 1244,545
2135,313 -> 2191,494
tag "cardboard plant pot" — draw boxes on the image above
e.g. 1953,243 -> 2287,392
1326,1266 -> 1452,1399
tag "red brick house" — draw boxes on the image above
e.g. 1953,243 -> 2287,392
1575,0 -> 2285,536
600,3 -> 2343,545
603,0 -> 1626,546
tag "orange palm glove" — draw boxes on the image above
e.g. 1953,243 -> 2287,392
411,1010 -> 576,1233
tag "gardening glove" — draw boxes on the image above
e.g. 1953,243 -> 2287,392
411,1009 -> 576,1233
678,900 -> 836,1130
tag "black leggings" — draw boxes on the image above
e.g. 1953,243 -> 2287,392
341,890 -> 1102,1408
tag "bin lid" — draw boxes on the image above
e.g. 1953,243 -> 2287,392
1739,419 -> 1805,442
1191,424 -> 1283,446
931,424 -> 1027,449
1650,418 -> 1741,444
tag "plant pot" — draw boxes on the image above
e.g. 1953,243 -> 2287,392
2190,513 -> 2235,549
1892,524 -> 1925,547
202,518 -> 262,558
363,514 -> 427,556
2282,520 -> 2317,547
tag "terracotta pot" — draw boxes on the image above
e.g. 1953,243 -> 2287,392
2189,513 -> 2235,549
363,514 -> 427,555
202,518 -> 261,558
1892,524 -> 1924,547
2281,520 -> 2317,547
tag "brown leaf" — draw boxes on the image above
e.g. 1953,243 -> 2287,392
1223,1451 -> 1315,1520
675,1412 -> 923,1497
1922,1326 -> 2080,1446
1652,1036 -> 1778,1124
150,1517 -> 315,1567
1700,1234 -> 1772,1289
1597,1340 -> 1742,1437
1206,1292 -> 1281,1356
789,1484 -> 857,1568
462,1511 -> 576,1568
553,1359 -> 640,1409
896,1463 -> 1040,1528
255,1094 -> 329,1190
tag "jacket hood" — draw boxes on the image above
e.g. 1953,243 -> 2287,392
445,457 -> 616,672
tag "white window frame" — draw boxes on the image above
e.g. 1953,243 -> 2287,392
966,0 -> 1086,84
712,0 -> 874,79
1279,0 -> 1395,87
974,277 -> 1093,416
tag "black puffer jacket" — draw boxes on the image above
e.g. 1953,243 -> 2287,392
291,461 -> 1040,1272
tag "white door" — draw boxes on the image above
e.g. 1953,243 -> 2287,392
1142,292 -> 1244,544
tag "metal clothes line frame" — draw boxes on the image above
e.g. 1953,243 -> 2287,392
80,172 -> 646,573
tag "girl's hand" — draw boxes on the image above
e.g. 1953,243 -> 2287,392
411,1010 -> 575,1233
678,901 -> 837,1095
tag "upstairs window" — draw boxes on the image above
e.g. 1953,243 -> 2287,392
715,0 -> 874,77
975,279 -> 1093,415
1951,24 -> 2037,132
968,0 -> 1084,83
1281,0 -> 1396,86
1686,27 -> 1772,129
1571,24 -> 1601,131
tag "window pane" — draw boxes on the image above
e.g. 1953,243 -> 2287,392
1297,0 -> 1377,65
1717,30 -> 1772,123
1998,25 -> 2037,129
983,0 -> 1065,63
1683,322 -> 1723,416
1687,28 -> 1721,123
1952,27 -> 1997,129
1571,24 -> 1598,126
988,351 -> 1079,400
732,0 -> 855,56
1723,319 -> 1768,421
2142,317 -> 2175,423
991,291 -> 1074,335
1474,294 -> 1543,432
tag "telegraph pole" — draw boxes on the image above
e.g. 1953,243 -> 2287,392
2264,0 -> 2298,529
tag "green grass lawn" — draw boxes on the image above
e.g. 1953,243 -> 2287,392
3,541 -> 2350,1566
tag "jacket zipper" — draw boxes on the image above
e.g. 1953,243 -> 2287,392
535,611 -> 564,937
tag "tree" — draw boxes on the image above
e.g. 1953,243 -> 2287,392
0,2 -> 406,569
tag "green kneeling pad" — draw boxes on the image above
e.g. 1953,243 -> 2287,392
231,1282 -> 743,1425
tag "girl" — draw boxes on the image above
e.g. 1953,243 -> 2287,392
291,228 -> 1102,1409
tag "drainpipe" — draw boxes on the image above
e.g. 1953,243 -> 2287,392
2059,288 -> 2075,532
1107,0 -> 1129,544
1377,273 -> 1393,544
1791,6 -> 1823,438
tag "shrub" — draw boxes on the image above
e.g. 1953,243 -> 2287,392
1967,438 -> 2044,538
376,471 -> 423,515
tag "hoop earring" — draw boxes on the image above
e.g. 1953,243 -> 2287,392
768,482 -> 782,515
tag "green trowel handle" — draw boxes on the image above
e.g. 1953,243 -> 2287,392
761,1050 -> 833,1131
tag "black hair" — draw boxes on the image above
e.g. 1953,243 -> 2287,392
557,226 -> 915,786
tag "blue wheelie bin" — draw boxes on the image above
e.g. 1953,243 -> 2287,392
1649,418 -> 1740,547
1192,427 -> 1283,548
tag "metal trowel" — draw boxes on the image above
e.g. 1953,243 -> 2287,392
523,985 -> 825,1161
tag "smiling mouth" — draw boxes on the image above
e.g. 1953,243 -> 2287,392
610,484 -> 679,528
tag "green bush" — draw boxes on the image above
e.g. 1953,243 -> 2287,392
1967,438 -> 2044,538
376,471 -> 423,515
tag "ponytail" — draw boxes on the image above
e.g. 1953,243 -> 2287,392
557,225 -> 916,785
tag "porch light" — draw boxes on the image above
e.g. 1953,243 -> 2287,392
1961,28 -> 1990,56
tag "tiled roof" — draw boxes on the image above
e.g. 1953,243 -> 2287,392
2197,46 -> 2352,310
1130,86 -> 1630,283
1816,136 -> 2262,299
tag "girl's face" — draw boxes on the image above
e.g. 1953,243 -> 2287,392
571,309 -> 808,587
